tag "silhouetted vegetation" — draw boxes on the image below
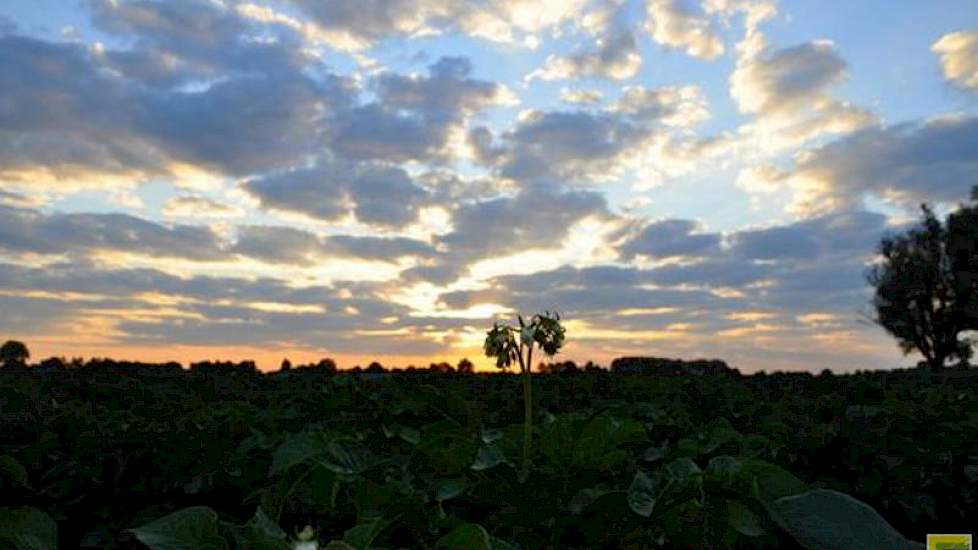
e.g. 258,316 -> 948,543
2,356 -> 975,548
868,186 -> 978,370
0,340 -> 29,368
484,311 -> 567,481
456,357 -> 475,374
610,356 -> 737,377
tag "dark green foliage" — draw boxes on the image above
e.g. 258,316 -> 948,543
0,506 -> 58,549
868,188 -> 978,370
2,366 -> 976,548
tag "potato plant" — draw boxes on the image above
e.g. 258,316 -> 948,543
483,311 -> 565,480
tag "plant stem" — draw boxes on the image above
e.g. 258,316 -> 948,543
523,350 -> 533,479
519,344 -> 533,482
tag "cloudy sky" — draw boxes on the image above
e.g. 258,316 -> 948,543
1,0 -> 977,372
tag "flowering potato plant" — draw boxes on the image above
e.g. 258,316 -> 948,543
484,311 -> 565,480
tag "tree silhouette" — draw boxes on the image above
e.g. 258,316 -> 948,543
867,187 -> 978,370
456,357 -> 474,374
0,340 -> 29,368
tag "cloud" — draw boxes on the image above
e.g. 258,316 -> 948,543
527,20 -> 641,81
433,206 -> 898,359
560,88 -> 605,105
644,258 -> 775,288
610,85 -> 709,127
728,210 -> 887,260
617,218 -> 721,259
277,0 -> 588,51
162,196 -> 244,219
780,114 -> 978,215
471,84 -> 710,184
331,57 -> 514,164
644,0 -> 724,60
0,205 -> 226,260
932,30 -> 978,92
232,225 -> 434,264
487,109 -> 655,182
0,261 -> 447,353
400,182 -> 610,285
0,32 -> 348,193
730,39 -> 877,150
437,182 -> 609,259
88,0 -> 310,85
242,161 -> 430,227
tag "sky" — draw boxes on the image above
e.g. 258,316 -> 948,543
1,0 -> 977,372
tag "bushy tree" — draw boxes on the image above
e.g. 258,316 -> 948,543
0,340 -> 29,368
456,358 -> 475,374
868,188 -> 978,370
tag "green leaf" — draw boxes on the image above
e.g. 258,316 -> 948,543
480,427 -> 503,444
437,523 -> 492,550
665,457 -> 702,488
706,455 -> 741,485
324,542 -> 357,550
471,445 -> 507,471
0,506 -> 58,550
769,490 -> 921,550
309,465 -> 338,508
627,471 -> 661,517
579,414 -> 648,451
397,426 -> 420,445
343,517 -> 392,550
565,486 -> 615,514
727,501 -> 765,538
229,507 -> 290,549
129,506 -> 227,550
490,537 -> 520,550
744,460 -> 806,503
270,432 -> 327,475
381,424 -> 420,445
641,445 -> 667,463
433,478 -> 467,502
320,440 -> 378,475
0,456 -> 28,488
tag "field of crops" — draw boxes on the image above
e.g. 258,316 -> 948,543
2,364 -> 977,549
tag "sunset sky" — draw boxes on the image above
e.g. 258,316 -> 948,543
1,0 -> 977,372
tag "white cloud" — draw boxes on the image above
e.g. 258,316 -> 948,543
729,38 -> 877,153
932,30 -> 978,92
645,0 -> 724,60
560,88 -> 605,105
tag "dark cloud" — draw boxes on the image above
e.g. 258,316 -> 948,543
438,264 -> 744,317
0,205 -> 225,260
617,218 -> 721,259
242,161 -> 430,227
88,0 -> 308,84
495,110 -> 650,181
786,115 -> 978,213
645,259 -> 775,288
0,261 -> 441,351
728,210 -> 888,260
0,32 -> 349,186
437,182 -> 608,258
331,57 -> 511,163
232,225 -> 434,264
